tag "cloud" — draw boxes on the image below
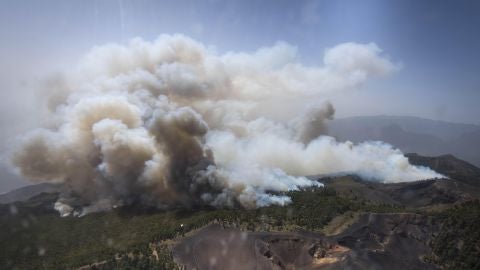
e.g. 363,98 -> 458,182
324,42 -> 399,76
11,34 -> 440,216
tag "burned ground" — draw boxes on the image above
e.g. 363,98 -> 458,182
1,154 -> 480,269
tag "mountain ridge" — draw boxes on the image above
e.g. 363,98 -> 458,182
329,115 -> 480,167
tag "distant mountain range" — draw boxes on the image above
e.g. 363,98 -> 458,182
329,115 -> 480,167
0,182 -> 60,204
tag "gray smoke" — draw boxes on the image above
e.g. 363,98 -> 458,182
294,102 -> 335,144
11,34 -> 442,216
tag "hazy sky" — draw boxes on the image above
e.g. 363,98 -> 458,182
0,0 -> 479,192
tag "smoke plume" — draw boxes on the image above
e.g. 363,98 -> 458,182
11,34 -> 442,216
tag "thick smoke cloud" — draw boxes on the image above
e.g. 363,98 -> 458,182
11,34 -> 442,216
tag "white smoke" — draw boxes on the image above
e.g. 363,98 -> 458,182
11,34 -> 442,216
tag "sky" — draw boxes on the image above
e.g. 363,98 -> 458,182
0,0 -> 479,192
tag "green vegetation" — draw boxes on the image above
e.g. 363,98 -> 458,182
0,195 -> 211,269
428,200 -> 480,270
0,187 -> 362,269
2,187 -> 478,269
94,245 -> 181,270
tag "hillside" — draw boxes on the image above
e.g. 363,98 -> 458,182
0,154 -> 479,269
0,182 -> 61,204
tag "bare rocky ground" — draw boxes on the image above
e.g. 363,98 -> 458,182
174,224 -> 334,270
173,212 -> 439,270
172,154 -> 480,270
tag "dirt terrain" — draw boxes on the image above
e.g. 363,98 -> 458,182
174,224 -> 334,269
173,212 -> 440,270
